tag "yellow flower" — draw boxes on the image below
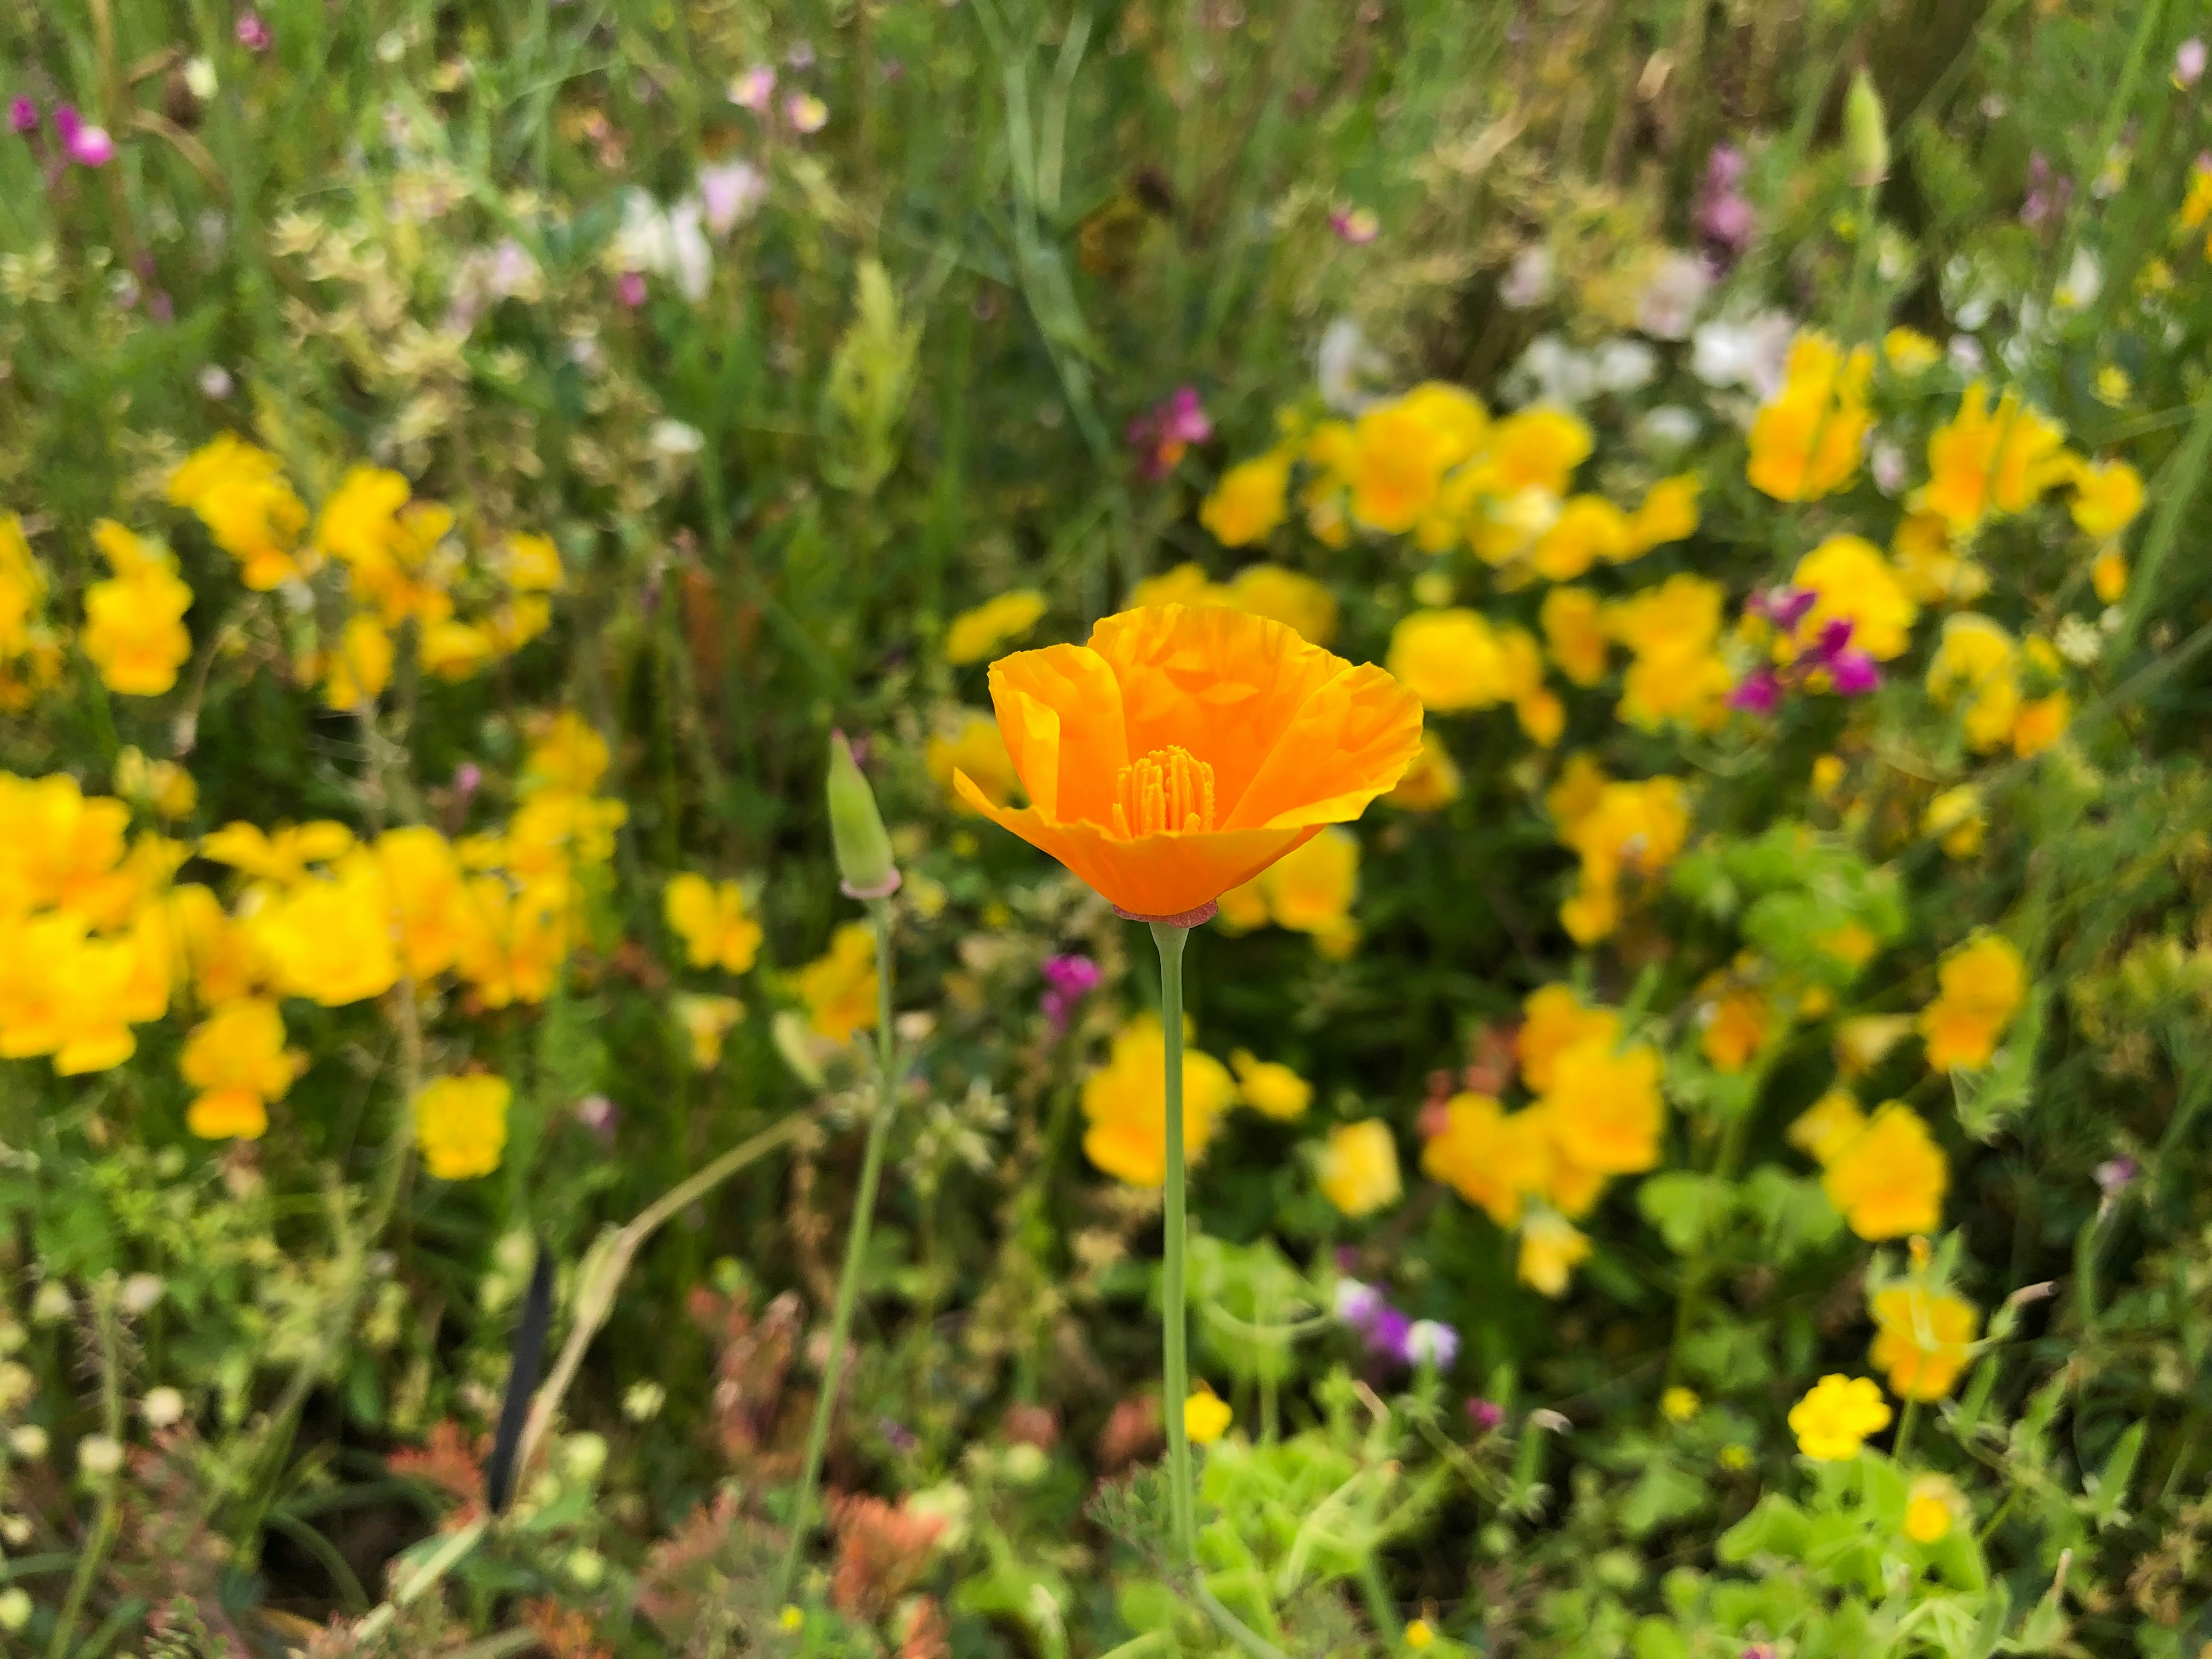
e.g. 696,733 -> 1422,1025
1405,1619 -> 1436,1652
0,513 -> 47,661
1517,1209 -> 1592,1298
1822,1102 -> 1947,1239
1080,1014 -> 1236,1187
257,853 -> 400,1007
420,619 -> 495,681
675,992 -> 744,1069
414,1073 -> 511,1180
1623,474 -> 1700,556
1200,452 -> 1293,547
945,589 -> 1049,666
1918,933 -> 2025,1070
1128,562 -> 1224,609
1183,1388 -> 1233,1445
1870,1284 -> 1980,1401
1385,730 -> 1461,811
1230,1049 -> 1312,1120
1422,1093 -> 1552,1226
522,710 -> 612,797
2092,547 -> 2128,604
1791,535 -> 1918,661
1787,1374 -> 1891,1461
1478,407 -> 1592,498
1517,986 -> 1620,1093
1529,495 -> 1629,582
1883,328 -> 1941,376
324,614 -> 394,710
1660,1386 -> 1700,1423
797,920 -> 879,1043
1607,575 -> 1730,732
1904,1475 -> 1961,1543
1541,586 -> 1609,687
1344,397 -> 1457,532
378,825 -> 469,981
1889,510 -> 1989,605
1926,614 -> 2020,753
1319,1119 -> 1402,1217
82,522 -> 192,697
1556,776 -> 1689,943
166,434 -> 310,589
452,876 -> 569,1007
113,748 -> 198,821
1387,609 -> 1512,711
665,874 -> 763,974
1699,981 -> 1769,1073
1916,382 -> 2068,532
1536,1036 -> 1664,1175
1745,332 -> 1873,502
315,465 -> 412,571
198,819 -> 355,887
2069,458 -> 2144,539
1788,1088 -> 1868,1166
2011,691 -> 2069,758
1220,825 -> 1361,953
1834,1014 -> 1914,1078
180,998 -> 301,1141
498,531 -> 565,593
1925,786 -> 1985,858
1226,563 -> 1337,645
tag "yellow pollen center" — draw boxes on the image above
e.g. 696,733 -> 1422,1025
1111,745 -> 1217,838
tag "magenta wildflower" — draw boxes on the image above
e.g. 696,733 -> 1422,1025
1733,589 -> 1882,715
1697,145 -> 1755,269
1329,204 -> 1380,245
1040,953 -> 1102,1034
52,104 -> 115,167
1465,1397 -> 1504,1433
235,9 -> 272,51
2179,40 -> 2208,89
615,270 -> 648,308
2094,1155 -> 2139,1196
1125,385 -> 1213,480
8,97 -> 36,135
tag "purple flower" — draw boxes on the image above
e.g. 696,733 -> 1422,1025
1040,953 -> 1102,1034
1362,1303 -> 1412,1363
1465,1397 -> 1503,1433
52,104 -> 115,167
1328,204 -> 1380,245
1727,668 -> 1782,717
574,1094 -> 619,1142
2021,152 -> 2071,232
1696,145 -> 1755,269
1746,585 -> 1817,630
1824,649 -> 1880,696
615,270 -> 647,308
2179,40 -> 2208,89
8,97 -> 36,135
730,65 -> 776,112
1406,1319 -> 1459,1370
2095,1155 -> 2139,1196
1125,386 -> 1213,480
1332,1276 -> 1382,1326
878,1416 -> 918,1452
698,160 -> 767,237
236,9 -> 272,51
453,762 -> 484,802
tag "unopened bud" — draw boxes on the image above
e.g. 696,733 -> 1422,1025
827,730 -> 900,900
1844,70 -> 1889,188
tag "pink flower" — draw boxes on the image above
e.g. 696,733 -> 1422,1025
785,92 -> 828,134
1040,953 -> 1101,1033
2177,39 -> 2206,89
8,97 -> 36,135
615,270 -> 647,308
730,66 -> 777,112
1124,385 -> 1213,480
236,9 -> 272,51
52,104 -> 115,167
1329,204 -> 1380,244
698,160 -> 767,236
1697,145 -> 1755,268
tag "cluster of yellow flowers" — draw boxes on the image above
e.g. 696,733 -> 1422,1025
1925,615 -> 2074,758
1744,332 -> 1874,502
1421,985 -> 1665,1296
0,515 -> 63,709
1789,1093 -> 1948,1240
1544,755 -> 1689,944
81,522 -> 195,697
168,435 -> 565,707
1216,824 -> 1361,955
1079,1014 -> 1323,1190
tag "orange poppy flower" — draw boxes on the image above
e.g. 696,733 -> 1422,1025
954,604 -> 1423,922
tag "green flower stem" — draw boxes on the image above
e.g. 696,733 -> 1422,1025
1152,921 -> 1200,1571
1893,1398 -> 1919,1465
775,897 -> 900,1607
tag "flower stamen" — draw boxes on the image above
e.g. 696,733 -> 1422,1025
1111,746 -> 1217,839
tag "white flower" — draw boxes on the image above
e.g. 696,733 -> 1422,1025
1947,334 -> 1986,375
198,364 -> 234,399
141,1386 -> 185,1428
2054,247 -> 2103,312
649,419 -> 706,459
2054,615 -> 2103,665
1499,245 -> 1554,310
1690,311 -> 1796,397
698,160 -> 768,237
1592,338 -> 1658,395
1635,250 -> 1710,340
1332,1276 -> 1381,1323
9,1423 -> 49,1460
1870,440 -> 1907,495
1316,317 -> 1388,412
1509,335 -> 1596,407
613,191 -> 713,303
1405,1320 -> 1459,1369
1637,406 -> 1700,456
184,56 -> 218,100
76,1434 -> 124,1476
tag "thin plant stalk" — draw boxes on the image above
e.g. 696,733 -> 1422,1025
775,896 -> 900,1605
1151,920 -> 1199,1569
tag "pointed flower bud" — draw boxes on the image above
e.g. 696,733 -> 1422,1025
1844,70 -> 1889,188
827,730 -> 900,899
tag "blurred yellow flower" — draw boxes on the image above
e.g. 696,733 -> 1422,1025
1387,608 -> 1510,711
499,531 -> 565,593
2069,457 -> 2144,539
1385,730 -> 1462,811
664,873 -> 763,974
523,710 -> 612,797
2011,691 -> 2070,757
1918,933 -> 2025,1070
1517,1209 -> 1592,1298
378,825 -> 468,981
82,521 -> 192,698
1916,382 -> 2067,532
1882,328 -> 1940,376
1904,1475 -> 1961,1543
1834,1014 -> 1914,1078
1889,510 -> 1989,605
1200,452 -> 1293,547
1479,407 -> 1591,498
945,589 -> 1048,666
1517,986 -> 1620,1093
259,853 -> 400,1007
1226,563 -> 1336,645
2092,547 -> 2128,603
1540,586 -> 1609,687
1699,980 -> 1769,1073
421,619 -> 495,680
167,434 -> 310,590
1319,1119 -> 1402,1217
0,513 -> 46,659
1791,535 -> 1918,661
1926,614 -> 2019,753
1422,1092 -> 1550,1226
1536,1036 -> 1664,1175
1230,1049 -> 1312,1120
1787,1088 -> 1868,1165
1219,824 -> 1361,955
1183,1387 -> 1232,1445
1345,392 -> 1471,532
1530,495 -> 1628,582
414,1073 -> 510,1180
1870,1284 -> 1980,1400
1607,575 -> 1730,732
1081,1014 -> 1236,1187
1822,1101 -> 1947,1239
797,921 -> 879,1043
1623,474 -> 1700,556
1660,1386 -> 1700,1423
1787,1374 -> 1890,1460
180,997 -> 301,1141
324,614 -> 394,711
1556,775 -> 1689,944
1924,786 -> 1985,858
675,992 -> 744,1069
1127,562 -> 1221,609
1746,332 -> 1872,502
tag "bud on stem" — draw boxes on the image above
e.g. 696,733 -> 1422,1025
827,730 -> 900,899
1844,69 -> 1889,189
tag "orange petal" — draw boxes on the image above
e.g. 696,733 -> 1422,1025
986,643 -> 1129,824
1226,661 -> 1423,830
